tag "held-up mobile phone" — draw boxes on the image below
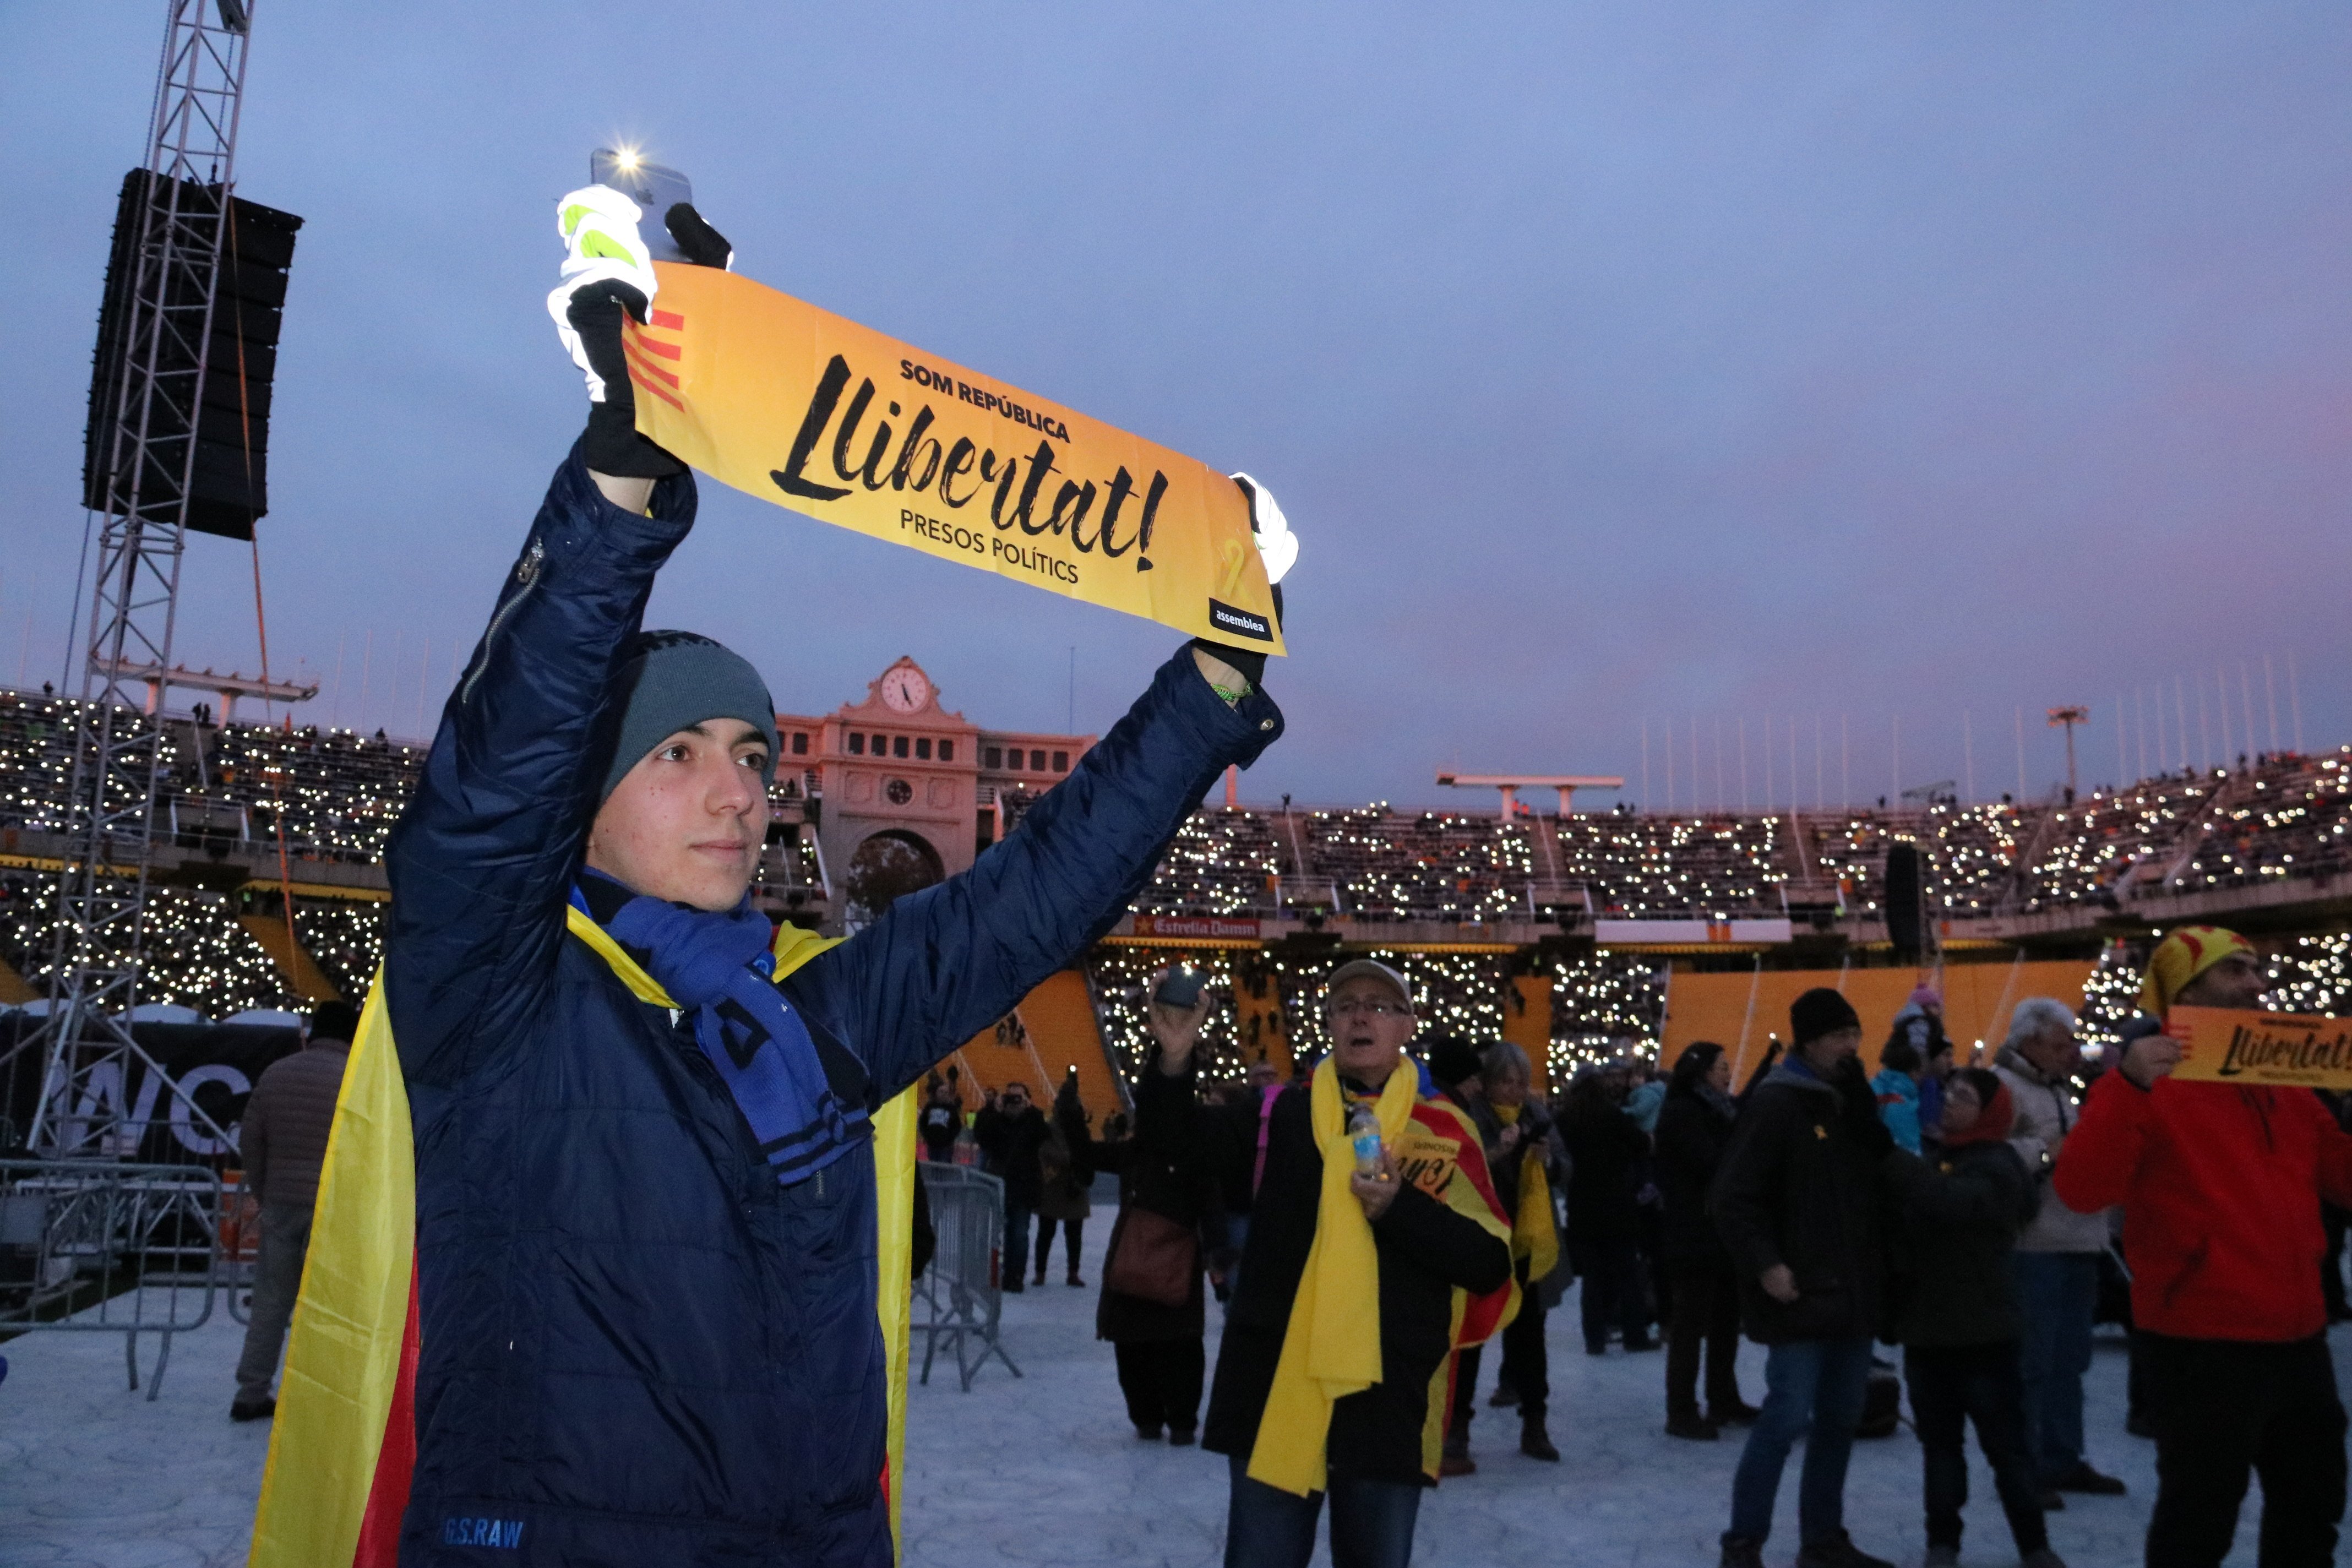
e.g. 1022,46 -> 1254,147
1153,967 -> 1204,1010
589,149 -> 693,262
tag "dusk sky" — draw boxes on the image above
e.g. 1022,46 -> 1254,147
8,4 -> 2346,810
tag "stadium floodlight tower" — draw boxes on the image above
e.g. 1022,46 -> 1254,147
19,0 -> 259,1156
1435,771 -> 1625,819
2048,705 -> 2090,801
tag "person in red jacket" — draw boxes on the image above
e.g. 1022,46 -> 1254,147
2052,925 -> 2352,1568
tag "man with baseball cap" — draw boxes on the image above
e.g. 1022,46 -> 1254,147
380,187 -> 1294,1566
1203,959 -> 1513,1567
2055,926 -> 2352,1567
1709,988 -> 1900,1568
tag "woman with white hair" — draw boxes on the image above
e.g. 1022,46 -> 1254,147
1992,997 -> 2128,1504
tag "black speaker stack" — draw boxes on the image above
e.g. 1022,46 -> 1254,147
1883,843 -> 1927,961
83,170 -> 304,542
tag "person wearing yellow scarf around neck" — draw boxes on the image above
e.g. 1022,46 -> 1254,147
1201,960 -> 1516,1568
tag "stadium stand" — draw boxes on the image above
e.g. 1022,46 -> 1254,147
1,688 -> 2344,1083
1557,810 -> 1782,917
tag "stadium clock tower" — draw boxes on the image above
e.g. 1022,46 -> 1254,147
776,658 -> 1096,929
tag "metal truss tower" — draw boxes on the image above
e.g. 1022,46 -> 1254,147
21,1 -> 257,1155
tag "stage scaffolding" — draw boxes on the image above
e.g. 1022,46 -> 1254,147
10,1 -> 258,1157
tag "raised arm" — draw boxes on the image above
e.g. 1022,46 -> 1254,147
786,647 -> 1280,1099
2051,1066 -> 2160,1216
384,448 -> 694,1086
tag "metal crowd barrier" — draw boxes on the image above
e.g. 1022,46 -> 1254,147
0,1158 -> 223,1399
218,1174 -> 258,1325
914,1160 -> 1021,1391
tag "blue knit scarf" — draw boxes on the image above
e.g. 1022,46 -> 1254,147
574,872 -> 867,1184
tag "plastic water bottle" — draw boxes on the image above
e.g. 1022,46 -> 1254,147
1346,1103 -> 1384,1175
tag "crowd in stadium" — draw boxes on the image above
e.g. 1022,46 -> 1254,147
5,680 -> 2349,1042
6,194 -> 2349,1568
948,934 -> 2352,1568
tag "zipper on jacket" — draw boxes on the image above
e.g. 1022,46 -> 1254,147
459,540 -> 545,705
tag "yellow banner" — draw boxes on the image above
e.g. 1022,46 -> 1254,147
627,264 -> 1284,654
2169,1005 -> 2352,1090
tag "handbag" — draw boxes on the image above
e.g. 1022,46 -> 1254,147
1104,1206 -> 1198,1308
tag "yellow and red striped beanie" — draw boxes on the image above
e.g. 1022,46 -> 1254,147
2139,925 -> 2256,1015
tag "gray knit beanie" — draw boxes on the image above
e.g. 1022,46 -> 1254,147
597,630 -> 780,803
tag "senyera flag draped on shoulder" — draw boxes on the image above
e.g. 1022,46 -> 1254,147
623,263 -> 1287,656
247,917 -> 922,1567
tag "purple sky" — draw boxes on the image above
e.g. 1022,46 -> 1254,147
8,4 -> 2346,809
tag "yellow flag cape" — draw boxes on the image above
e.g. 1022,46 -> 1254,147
1245,1059 -> 1516,1496
1492,1104 -> 1559,1283
248,909 -> 919,1566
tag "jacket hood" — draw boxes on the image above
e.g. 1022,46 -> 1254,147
1762,1061 -> 1839,1098
1941,1079 -> 2017,1147
1995,1043 -> 2058,1086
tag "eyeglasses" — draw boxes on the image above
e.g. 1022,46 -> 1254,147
1329,998 -> 1411,1019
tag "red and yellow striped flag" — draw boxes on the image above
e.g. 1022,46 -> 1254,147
248,916 -> 917,1566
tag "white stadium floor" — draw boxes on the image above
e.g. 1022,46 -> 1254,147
3,1217 -> 2342,1567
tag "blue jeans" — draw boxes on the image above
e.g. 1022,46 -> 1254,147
1727,1336 -> 1876,1548
2012,1251 -> 2098,1482
1222,1212 -> 1252,1300
1224,1454 -> 1423,1568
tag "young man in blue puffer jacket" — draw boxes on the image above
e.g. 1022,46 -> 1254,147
384,187 -> 1294,1566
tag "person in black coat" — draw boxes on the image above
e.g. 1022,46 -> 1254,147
1656,1041 -> 1752,1439
1203,960 -> 1513,1567
974,1083 -> 1050,1293
1708,988 -> 1900,1568
1203,1057 -> 1286,1301
1882,1069 -> 2062,1568
1082,979 -> 1227,1442
917,1075 -> 963,1163
1564,1065 -> 1656,1355
378,186 -> 1293,1568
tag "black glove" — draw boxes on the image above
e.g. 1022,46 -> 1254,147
1190,584 -> 1283,692
556,200 -> 736,478
566,280 -> 680,478
664,202 -> 733,269
1189,474 -> 1292,691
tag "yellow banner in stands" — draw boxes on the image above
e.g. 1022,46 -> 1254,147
2169,1005 -> 2352,1090
627,264 -> 1284,655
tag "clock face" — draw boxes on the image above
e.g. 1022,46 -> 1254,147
879,667 -> 930,714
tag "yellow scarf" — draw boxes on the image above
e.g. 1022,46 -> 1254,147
249,911 -> 931,1567
1245,1055 -> 1421,1496
1493,1104 -> 1558,1283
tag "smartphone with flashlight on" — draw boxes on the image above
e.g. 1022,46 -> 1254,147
1153,966 -> 1205,1011
590,148 -> 693,262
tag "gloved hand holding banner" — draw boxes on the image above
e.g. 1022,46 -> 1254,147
623,262 -> 1286,655
2168,1005 -> 2352,1090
